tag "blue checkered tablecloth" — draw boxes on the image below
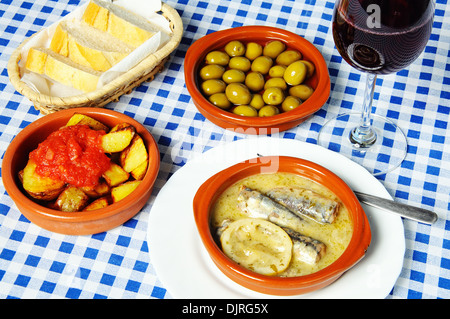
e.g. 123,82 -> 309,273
0,0 -> 449,300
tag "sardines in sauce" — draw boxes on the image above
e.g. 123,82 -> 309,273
267,187 -> 339,224
282,227 -> 326,265
237,186 -> 306,231
210,172 -> 353,277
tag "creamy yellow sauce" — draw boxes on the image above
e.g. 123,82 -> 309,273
210,172 -> 353,277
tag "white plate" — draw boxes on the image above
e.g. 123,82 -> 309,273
147,137 -> 405,299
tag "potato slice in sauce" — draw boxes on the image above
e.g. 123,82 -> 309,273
220,218 -> 292,276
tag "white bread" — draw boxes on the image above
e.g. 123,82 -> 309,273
50,19 -> 133,72
25,47 -> 101,93
82,0 -> 169,48
23,1 -> 170,95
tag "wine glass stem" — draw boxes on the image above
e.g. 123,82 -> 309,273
350,73 -> 377,148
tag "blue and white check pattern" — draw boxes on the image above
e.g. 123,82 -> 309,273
0,0 -> 449,299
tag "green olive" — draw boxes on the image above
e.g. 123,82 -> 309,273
245,71 -> 265,92
249,93 -> 265,110
233,105 -> 258,117
205,50 -> 230,65
222,69 -> 246,84
228,56 -> 251,72
251,56 -> 273,74
201,79 -> 226,95
275,50 -> 302,66
225,83 -> 252,105
264,77 -> 288,90
262,87 -> 285,105
289,84 -> 314,100
299,60 -> 315,78
199,64 -> 225,80
268,65 -> 286,78
258,105 -> 280,117
245,42 -> 263,60
209,93 -> 232,109
263,40 -> 286,59
281,95 -> 302,112
224,40 -> 246,57
283,61 -> 307,86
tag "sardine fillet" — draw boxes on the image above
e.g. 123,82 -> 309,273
267,187 -> 339,224
237,186 -> 305,231
283,227 -> 326,265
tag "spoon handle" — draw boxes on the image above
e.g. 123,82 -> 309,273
354,191 -> 438,225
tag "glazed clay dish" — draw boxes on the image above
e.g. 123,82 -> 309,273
185,26 -> 331,135
2,108 -> 160,235
193,156 -> 371,296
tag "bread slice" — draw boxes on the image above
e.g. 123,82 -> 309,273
50,19 -> 133,72
82,0 -> 168,48
25,47 -> 102,93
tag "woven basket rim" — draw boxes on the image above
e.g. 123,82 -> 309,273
7,2 -> 183,109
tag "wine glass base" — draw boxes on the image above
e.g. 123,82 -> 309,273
317,112 -> 407,176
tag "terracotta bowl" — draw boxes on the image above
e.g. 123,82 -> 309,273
185,26 -> 330,135
2,108 -> 160,235
193,156 -> 371,296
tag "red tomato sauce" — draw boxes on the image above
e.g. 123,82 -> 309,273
30,125 -> 110,187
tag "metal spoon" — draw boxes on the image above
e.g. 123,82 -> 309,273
354,191 -> 438,224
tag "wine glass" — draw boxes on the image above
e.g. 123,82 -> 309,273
318,0 -> 435,175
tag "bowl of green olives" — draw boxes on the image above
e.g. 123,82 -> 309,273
184,26 -> 330,134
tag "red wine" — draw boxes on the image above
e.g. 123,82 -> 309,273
333,0 -> 434,74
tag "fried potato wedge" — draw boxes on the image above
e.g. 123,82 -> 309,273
83,197 -> 110,211
101,122 -> 135,153
21,159 -> 65,201
66,113 -> 110,132
131,159 -> 148,180
111,180 -> 141,203
55,186 -> 90,212
102,162 -> 129,187
120,135 -> 148,173
80,181 -> 110,198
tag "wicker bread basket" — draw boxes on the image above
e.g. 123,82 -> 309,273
7,2 -> 183,114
